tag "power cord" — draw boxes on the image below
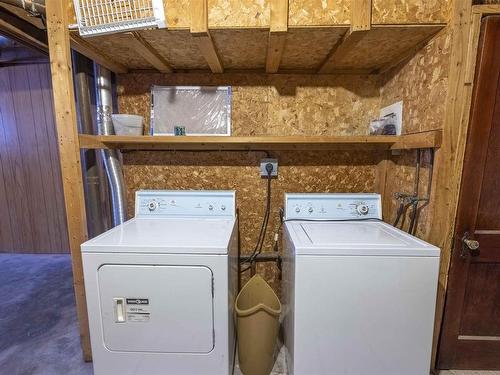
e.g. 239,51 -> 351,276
240,162 -> 274,273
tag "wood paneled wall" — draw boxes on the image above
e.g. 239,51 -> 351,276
0,64 -> 68,253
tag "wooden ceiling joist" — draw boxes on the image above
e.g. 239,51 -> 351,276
130,32 -> 173,73
266,0 -> 288,73
318,0 -> 372,74
0,8 -> 48,53
70,33 -> 128,74
190,0 -> 224,73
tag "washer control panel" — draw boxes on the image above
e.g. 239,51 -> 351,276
135,190 -> 236,218
285,193 -> 382,220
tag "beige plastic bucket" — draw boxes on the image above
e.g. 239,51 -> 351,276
235,274 -> 281,375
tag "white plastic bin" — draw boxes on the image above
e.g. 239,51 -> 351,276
111,114 -> 144,136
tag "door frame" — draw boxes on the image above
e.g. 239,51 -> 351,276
436,5 -> 500,370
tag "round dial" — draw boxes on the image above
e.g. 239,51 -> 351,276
356,204 -> 369,215
148,201 -> 159,211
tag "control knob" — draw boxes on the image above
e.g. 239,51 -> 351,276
356,204 -> 369,215
148,201 -> 159,211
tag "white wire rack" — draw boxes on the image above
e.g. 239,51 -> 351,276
73,0 -> 166,37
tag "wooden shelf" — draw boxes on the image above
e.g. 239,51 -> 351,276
78,130 -> 441,151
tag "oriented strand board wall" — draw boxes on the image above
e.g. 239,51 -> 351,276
379,29 -> 451,243
117,73 -> 381,135
117,73 -> 383,290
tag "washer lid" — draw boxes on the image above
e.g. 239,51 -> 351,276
286,221 -> 439,257
81,217 -> 236,254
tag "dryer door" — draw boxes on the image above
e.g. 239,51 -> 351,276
98,264 -> 214,353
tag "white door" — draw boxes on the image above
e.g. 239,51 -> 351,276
98,264 -> 214,353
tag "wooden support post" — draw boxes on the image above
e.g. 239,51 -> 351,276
46,0 -> 91,361
130,32 -> 173,73
318,0 -> 372,73
266,0 -> 288,73
190,0 -> 224,73
426,0 -> 474,368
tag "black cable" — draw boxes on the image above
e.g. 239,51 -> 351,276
240,169 -> 273,266
240,163 -> 274,273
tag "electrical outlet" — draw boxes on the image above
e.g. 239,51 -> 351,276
260,159 -> 278,177
380,101 -> 403,135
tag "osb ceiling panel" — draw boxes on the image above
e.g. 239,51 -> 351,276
211,29 -> 269,70
164,0 -> 191,29
84,33 -> 153,70
289,0 -> 351,26
208,0 -> 270,28
139,30 -> 208,70
281,27 -> 347,70
330,25 -> 444,71
372,0 -> 450,24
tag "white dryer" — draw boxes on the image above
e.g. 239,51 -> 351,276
282,193 -> 440,375
82,190 -> 238,375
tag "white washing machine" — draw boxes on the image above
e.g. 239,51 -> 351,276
82,190 -> 238,375
282,193 -> 440,375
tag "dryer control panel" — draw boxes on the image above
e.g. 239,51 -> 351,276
284,193 -> 382,220
135,190 -> 236,218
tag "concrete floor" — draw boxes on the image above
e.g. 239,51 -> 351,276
0,254 -> 498,375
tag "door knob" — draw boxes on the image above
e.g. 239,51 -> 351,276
461,232 -> 480,258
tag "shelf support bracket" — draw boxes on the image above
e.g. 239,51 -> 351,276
266,0 -> 288,73
318,0 -> 372,74
190,0 -> 224,73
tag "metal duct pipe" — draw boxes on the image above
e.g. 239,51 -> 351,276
94,64 -> 127,226
74,52 -> 108,237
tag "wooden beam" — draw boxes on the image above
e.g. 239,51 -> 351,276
266,0 -> 288,73
0,8 -> 48,53
318,30 -> 367,73
318,0 -> 372,74
472,4 -> 500,15
78,131 -> 442,151
69,32 -> 128,74
390,130 -> 442,150
130,32 -> 173,73
190,0 -> 224,73
464,12 -> 482,85
351,0 -> 372,32
426,0 -> 475,369
46,0 -> 91,362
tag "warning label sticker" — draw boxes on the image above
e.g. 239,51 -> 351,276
126,298 -> 150,322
